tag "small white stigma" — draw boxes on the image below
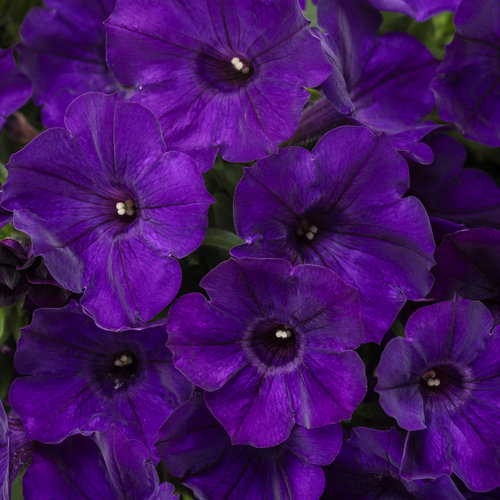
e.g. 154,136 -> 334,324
275,328 -> 292,339
427,378 -> 441,387
296,219 -> 318,241
114,354 -> 133,367
116,199 -> 135,217
231,56 -> 250,74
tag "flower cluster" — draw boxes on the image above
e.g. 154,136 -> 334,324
0,0 -> 499,498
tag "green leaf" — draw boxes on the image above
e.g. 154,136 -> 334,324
391,319 -> 406,337
202,228 -> 243,251
304,0 -> 318,27
0,301 -> 26,347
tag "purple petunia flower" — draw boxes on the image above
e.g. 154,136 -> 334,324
366,0 -> 460,21
167,257 -> 366,447
431,228 -> 500,325
0,238 -> 72,309
409,134 -> 500,241
17,0 -> 124,128
376,297 -> 500,492
232,126 -> 435,343
431,0 -> 500,146
290,0 -> 438,164
0,49 -> 32,132
324,427 -> 464,499
156,393 -> 342,500
105,0 -> 331,171
23,428 -> 177,500
9,302 -> 193,455
1,92 -> 213,330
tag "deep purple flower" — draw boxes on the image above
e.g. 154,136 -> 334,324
0,404 -> 7,498
431,0 -> 500,146
409,134 -> 500,241
376,297 -> 500,492
23,428 -> 177,500
0,49 -> 32,132
9,302 -> 193,454
2,92 -> 213,330
167,258 -> 366,447
431,228 -> 500,325
232,126 -> 435,343
324,427 -> 464,499
156,393 -> 341,500
291,0 -> 438,164
105,0 -> 331,171
0,238 -> 72,308
366,0 -> 460,21
17,0 -> 124,128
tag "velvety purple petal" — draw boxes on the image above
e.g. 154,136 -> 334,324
431,229 -> 500,315
376,337 -> 427,431
367,0 -> 460,21
352,33 -> 437,133
0,404 -> 7,497
18,0 -> 118,127
167,293 -> 246,391
0,49 -> 32,130
93,427 -> 159,498
432,0 -> 500,146
286,350 -> 366,429
147,483 -> 178,500
410,135 -> 500,233
205,364 -> 295,447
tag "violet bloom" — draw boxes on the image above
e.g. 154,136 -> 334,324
233,126 -> 435,343
432,0 -> 500,146
0,49 -> 32,131
376,297 -> 500,492
291,0 -> 438,164
432,228 -> 500,325
23,428 -> 177,500
2,92 -> 213,330
156,394 -> 342,500
366,0 -> 460,21
324,427 -> 464,499
0,238 -> 72,308
167,258 -> 366,447
17,0 -> 124,128
9,302 -> 193,454
105,0 -> 331,172
409,134 -> 500,241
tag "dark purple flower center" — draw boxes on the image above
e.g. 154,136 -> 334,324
106,350 -> 139,390
197,50 -> 254,92
295,218 -> 320,242
243,321 -> 300,371
419,363 -> 472,407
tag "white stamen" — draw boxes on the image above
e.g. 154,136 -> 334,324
231,56 -> 249,73
296,219 -> 318,241
114,354 -> 133,367
275,328 -> 292,339
309,225 -> 318,234
116,199 -> 136,217
241,66 -> 250,74
305,232 -> 314,240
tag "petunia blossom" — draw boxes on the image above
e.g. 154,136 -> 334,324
290,0 -> 438,164
23,428 -> 177,500
1,92 -> 213,330
0,49 -> 32,132
233,126 -> 435,343
17,0 -> 124,128
105,0 -> 331,171
156,393 -> 342,500
167,257 -> 366,447
324,427 -> 464,499
9,302 -> 193,454
431,0 -> 500,146
376,297 -> 500,492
